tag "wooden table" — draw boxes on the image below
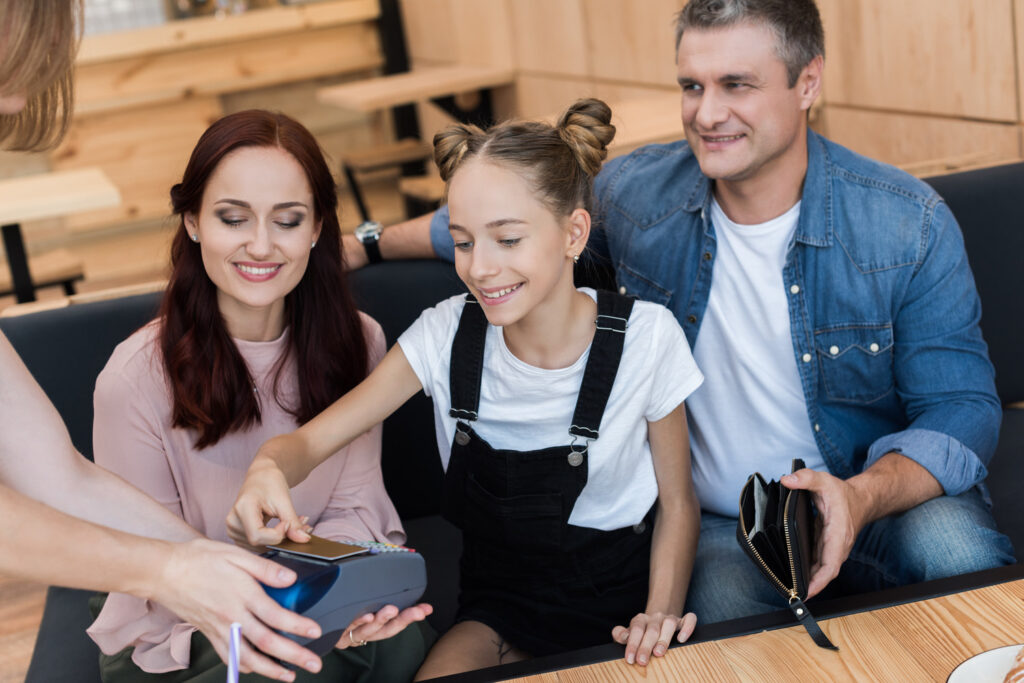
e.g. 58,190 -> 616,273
425,566 -> 1024,683
0,168 -> 121,303
503,578 -> 1024,682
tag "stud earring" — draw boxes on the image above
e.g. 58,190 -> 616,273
190,233 -> 198,243
311,240 -> 317,249
572,253 -> 580,264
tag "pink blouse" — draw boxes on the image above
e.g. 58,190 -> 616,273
86,314 -> 403,673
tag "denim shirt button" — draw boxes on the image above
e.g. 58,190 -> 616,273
618,286 -> 627,295
687,314 -> 697,324
802,353 -> 812,363
790,284 -> 800,295
830,345 -> 840,355
870,342 -> 880,353
814,423 -> 821,432
703,252 -> 712,261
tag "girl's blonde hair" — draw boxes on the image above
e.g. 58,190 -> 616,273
433,98 -> 616,217
0,0 -> 81,151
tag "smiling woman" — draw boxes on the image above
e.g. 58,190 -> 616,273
85,110 -> 433,682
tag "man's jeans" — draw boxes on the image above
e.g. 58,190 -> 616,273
685,487 -> 1016,623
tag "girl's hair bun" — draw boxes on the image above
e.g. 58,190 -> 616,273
433,122 -> 484,182
556,98 -> 615,178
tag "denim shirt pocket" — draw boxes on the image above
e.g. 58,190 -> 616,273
615,262 -> 673,307
814,324 -> 895,403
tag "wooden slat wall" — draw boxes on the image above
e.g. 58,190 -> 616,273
817,0 -> 1023,167
400,0 -> 1024,172
39,0 -> 388,237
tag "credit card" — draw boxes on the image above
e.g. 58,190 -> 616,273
272,534 -> 370,561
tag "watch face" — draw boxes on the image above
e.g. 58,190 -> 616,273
355,221 -> 382,242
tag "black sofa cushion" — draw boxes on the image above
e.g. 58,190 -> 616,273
924,163 -> 1024,559
924,162 -> 1024,404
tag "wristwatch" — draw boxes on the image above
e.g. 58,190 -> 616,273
354,220 -> 383,264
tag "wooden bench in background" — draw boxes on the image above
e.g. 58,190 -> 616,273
0,168 -> 121,303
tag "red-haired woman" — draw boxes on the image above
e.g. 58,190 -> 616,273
86,110 -> 433,682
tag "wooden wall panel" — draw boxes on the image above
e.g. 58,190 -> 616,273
583,0 -> 680,87
221,76 -> 386,179
449,0 -> 515,68
400,0 -> 458,64
819,0 -> 1018,122
820,108 -> 1021,172
75,24 -> 382,115
509,0 -> 589,77
51,98 -> 223,232
514,75 -> 596,119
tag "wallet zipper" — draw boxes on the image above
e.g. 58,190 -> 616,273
737,492 -> 798,601
783,488 -> 799,598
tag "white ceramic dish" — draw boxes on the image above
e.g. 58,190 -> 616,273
947,644 -> 1023,683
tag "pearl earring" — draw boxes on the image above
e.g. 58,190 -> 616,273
190,233 -> 198,243
573,253 -> 580,264
311,240 -> 317,249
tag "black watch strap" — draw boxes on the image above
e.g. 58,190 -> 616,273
361,235 -> 383,264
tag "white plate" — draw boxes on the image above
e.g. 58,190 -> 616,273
947,644 -> 1023,683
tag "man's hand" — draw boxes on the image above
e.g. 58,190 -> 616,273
780,468 -> 870,599
154,539 -> 324,681
782,454 -> 943,598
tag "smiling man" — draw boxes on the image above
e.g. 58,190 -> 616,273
356,0 -> 1015,624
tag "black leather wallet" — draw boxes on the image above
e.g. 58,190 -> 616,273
737,458 -> 838,650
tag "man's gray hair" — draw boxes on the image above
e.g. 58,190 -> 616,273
675,0 -> 824,87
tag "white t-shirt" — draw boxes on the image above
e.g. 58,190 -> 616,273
398,288 -> 704,531
688,198 -> 825,517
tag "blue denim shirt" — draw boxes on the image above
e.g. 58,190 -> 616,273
428,129 -> 1000,495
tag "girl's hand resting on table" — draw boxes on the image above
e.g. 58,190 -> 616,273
612,611 -> 697,666
227,456 -> 311,547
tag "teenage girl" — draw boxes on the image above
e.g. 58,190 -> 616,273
228,98 -> 704,677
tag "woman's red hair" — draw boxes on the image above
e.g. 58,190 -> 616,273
160,110 -> 368,448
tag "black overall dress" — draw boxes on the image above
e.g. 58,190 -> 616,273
440,291 -> 656,656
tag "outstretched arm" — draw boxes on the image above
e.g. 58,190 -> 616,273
612,405 -> 699,666
342,213 -> 438,270
0,332 -> 194,540
0,333 -> 323,679
228,344 -> 423,546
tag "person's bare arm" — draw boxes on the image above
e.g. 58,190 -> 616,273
612,406 -> 699,666
229,345 -> 423,546
342,213 -> 437,270
0,332 -> 196,539
0,333 -> 323,678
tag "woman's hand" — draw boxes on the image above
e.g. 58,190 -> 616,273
334,603 -> 434,650
153,538 -> 324,681
227,453 -> 311,547
612,611 -> 697,666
